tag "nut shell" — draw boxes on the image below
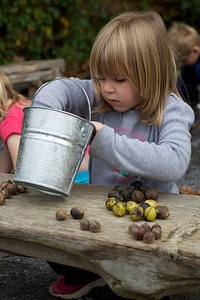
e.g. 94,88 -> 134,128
129,224 -> 145,240
105,197 -> 118,210
16,184 -> 27,193
70,207 -> 85,219
0,192 -> 6,205
143,231 -> 155,244
112,201 -> 126,217
107,190 -> 123,201
89,221 -> 101,232
130,190 -> 145,204
129,207 -> 143,222
1,188 -> 11,199
55,209 -> 67,221
144,206 -> 157,222
156,205 -> 170,219
151,227 -> 162,240
144,189 -> 158,200
80,219 -> 90,230
141,222 -> 151,233
6,183 -> 17,195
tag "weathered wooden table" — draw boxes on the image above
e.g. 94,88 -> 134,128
0,172 -> 200,300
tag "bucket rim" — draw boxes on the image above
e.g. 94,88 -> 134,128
23,106 -> 95,126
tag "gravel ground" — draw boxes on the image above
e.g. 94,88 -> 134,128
1,123 -> 200,300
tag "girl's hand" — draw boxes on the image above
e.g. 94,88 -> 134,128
91,121 -> 104,134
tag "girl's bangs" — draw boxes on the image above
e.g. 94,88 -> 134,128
93,43 -> 126,78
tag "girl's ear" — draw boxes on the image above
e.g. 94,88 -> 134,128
191,45 -> 200,55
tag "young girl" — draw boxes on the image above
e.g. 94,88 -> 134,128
32,11 -> 194,300
0,72 -> 32,173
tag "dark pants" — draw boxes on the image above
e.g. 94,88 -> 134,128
47,261 -> 96,284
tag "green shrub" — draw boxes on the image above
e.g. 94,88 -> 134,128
0,0 -> 199,75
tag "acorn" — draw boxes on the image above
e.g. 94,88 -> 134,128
139,185 -> 149,193
144,199 -> 158,208
0,192 -> 6,205
128,223 -> 136,234
89,220 -> 101,232
112,201 -> 126,217
80,219 -> 90,231
105,197 -> 118,210
107,190 -> 123,201
151,226 -> 162,240
143,231 -> 155,244
129,224 -> 145,240
141,222 -> 151,233
151,223 -> 162,230
70,206 -> 86,219
130,190 -> 145,204
120,189 -> 131,202
6,182 -> 17,195
112,185 -> 125,193
130,180 -> 143,189
1,188 -> 11,199
144,189 -> 158,200
16,184 -> 27,193
55,209 -> 68,221
0,180 -> 12,190
144,206 -> 157,222
126,186 -> 137,193
156,205 -> 170,219
139,202 -> 150,210
125,200 -> 139,213
129,207 -> 143,222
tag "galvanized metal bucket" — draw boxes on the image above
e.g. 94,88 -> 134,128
14,80 -> 95,197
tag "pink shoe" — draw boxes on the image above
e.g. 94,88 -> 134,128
49,276 -> 106,299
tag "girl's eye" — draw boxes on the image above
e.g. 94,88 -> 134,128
98,78 -> 105,81
114,78 -> 126,82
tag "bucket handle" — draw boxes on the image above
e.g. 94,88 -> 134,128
32,77 -> 92,121
68,78 -> 92,121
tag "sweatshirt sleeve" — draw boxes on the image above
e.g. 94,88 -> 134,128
90,96 -> 195,182
32,77 -> 95,120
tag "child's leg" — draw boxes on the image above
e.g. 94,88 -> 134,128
47,261 -> 96,284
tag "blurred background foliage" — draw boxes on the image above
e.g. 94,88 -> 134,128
0,0 -> 200,77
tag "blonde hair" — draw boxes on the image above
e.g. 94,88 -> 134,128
168,22 -> 200,58
90,11 -> 180,126
0,72 -> 31,122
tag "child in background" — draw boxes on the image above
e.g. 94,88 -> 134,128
32,11 -> 194,300
0,72 -> 32,173
168,22 -> 200,111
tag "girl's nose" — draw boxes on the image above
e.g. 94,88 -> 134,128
103,79 -> 114,92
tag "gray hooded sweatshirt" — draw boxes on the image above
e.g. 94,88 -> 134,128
32,77 -> 194,194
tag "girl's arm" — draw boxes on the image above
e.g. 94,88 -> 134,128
6,134 -> 21,172
32,78 -> 95,118
0,146 -> 13,173
90,97 -> 194,183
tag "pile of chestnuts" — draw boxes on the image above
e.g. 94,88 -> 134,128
0,179 -> 27,205
105,181 -> 170,222
128,222 -> 162,244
